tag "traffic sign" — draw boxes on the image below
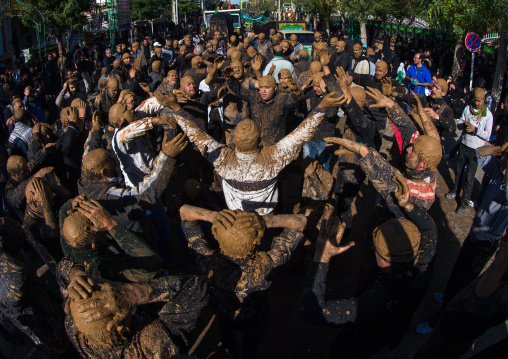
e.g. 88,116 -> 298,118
465,32 -> 481,52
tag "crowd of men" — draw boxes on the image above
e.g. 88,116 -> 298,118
0,22 -> 507,359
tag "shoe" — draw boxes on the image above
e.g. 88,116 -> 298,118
415,322 -> 435,334
456,205 -> 468,215
433,292 -> 444,304
445,191 -> 456,199
468,200 -> 475,208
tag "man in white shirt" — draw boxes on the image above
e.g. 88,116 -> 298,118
446,88 -> 493,214
262,45 -> 295,83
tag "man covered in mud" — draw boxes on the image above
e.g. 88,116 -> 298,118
63,269 -> 207,358
157,90 -> 345,215
392,78 -> 456,135
180,205 -> 306,358
301,176 -> 437,358
95,78 -> 121,125
23,177 -> 63,271
59,196 -> 162,282
327,87 -> 442,216
77,131 -> 187,241
224,69 -> 301,147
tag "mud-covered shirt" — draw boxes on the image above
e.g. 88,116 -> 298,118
301,205 -> 436,356
183,220 -> 303,326
65,275 -> 208,359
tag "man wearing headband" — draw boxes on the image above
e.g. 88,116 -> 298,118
445,88 -> 493,214
301,176 -> 436,358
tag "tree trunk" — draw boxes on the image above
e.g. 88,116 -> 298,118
360,20 -> 367,45
452,41 -> 464,79
56,31 -> 63,55
492,0 -> 508,112
325,14 -> 330,34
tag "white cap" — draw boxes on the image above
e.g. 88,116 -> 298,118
153,42 -> 162,47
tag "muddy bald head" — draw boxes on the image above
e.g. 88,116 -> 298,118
63,211 -> 96,249
310,61 -> 322,75
290,34 -> 298,41
247,46 -> 258,58
60,106 -> 74,128
350,86 -> 367,109
233,119 -> 260,153
435,78 -> 448,94
180,75 -> 196,89
412,135 -> 442,171
330,37 -> 339,47
278,68 -> 292,80
191,56 -> 202,69
6,155 -> 28,182
373,219 -> 421,264
107,78 -> 120,98
258,75 -> 276,88
231,50 -> 242,62
32,122 -> 54,142
375,61 -> 388,73
151,60 -> 162,72
312,73 -> 324,87
25,177 -> 53,209
212,210 -> 265,258
298,49 -> 308,59
258,33 -> 266,41
108,103 -> 131,128
112,59 -> 121,69
82,148 -> 116,180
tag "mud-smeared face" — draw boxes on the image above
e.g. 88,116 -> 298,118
231,61 -> 244,80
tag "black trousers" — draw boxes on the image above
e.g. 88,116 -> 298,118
452,143 -> 478,206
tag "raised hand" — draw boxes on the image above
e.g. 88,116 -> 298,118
155,91 -> 180,110
392,174 -> 410,208
319,51 -> 330,67
365,86 -> 394,109
314,211 -> 354,263
324,137 -> 364,156
214,55 -> 224,70
173,90 -> 191,103
222,66 -> 235,79
381,77 -> 394,97
317,92 -> 347,109
251,55 -> 264,72
268,64 -> 276,76
161,132 -> 188,158
76,199 -> 118,232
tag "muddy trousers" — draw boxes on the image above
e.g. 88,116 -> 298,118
451,144 -> 478,206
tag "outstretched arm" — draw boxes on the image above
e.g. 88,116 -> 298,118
274,93 -> 346,168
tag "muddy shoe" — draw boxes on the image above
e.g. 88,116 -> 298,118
456,205 -> 468,215
444,191 -> 456,199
